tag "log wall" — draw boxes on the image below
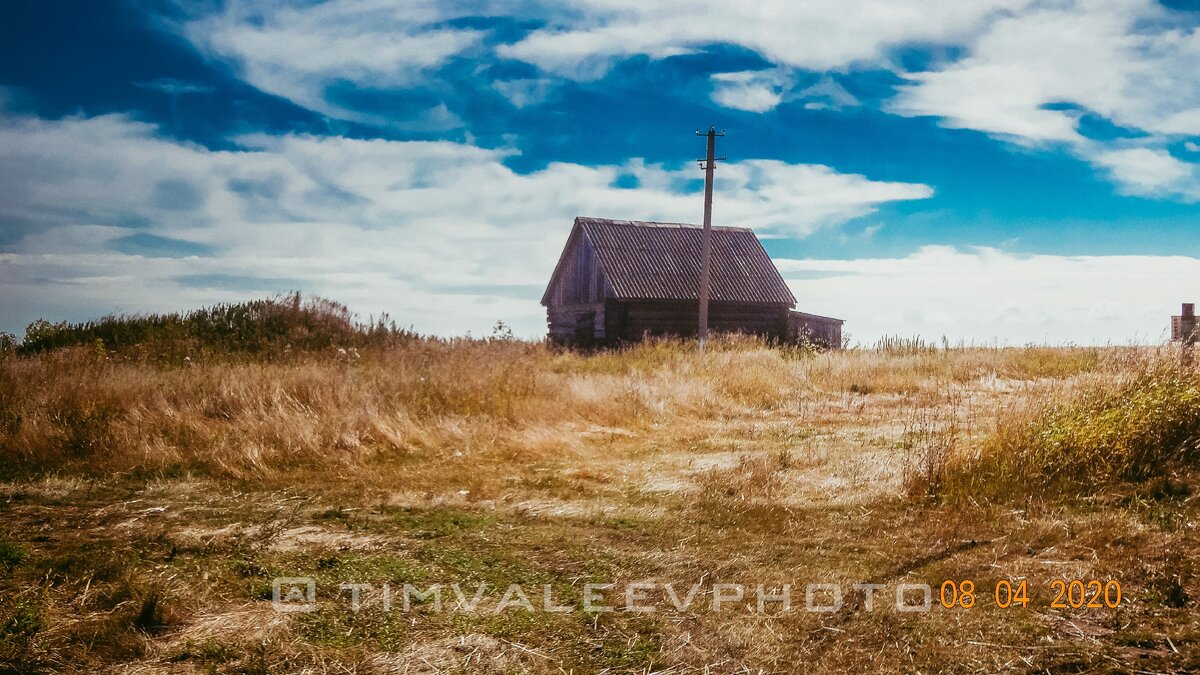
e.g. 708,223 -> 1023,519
603,300 -> 790,343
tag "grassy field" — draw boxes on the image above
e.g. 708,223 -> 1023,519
1,308 -> 1199,673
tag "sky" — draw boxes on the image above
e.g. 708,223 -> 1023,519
2,0 -> 1200,344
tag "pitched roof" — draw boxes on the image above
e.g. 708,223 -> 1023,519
543,217 -> 796,305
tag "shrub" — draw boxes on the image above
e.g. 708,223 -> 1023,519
0,332 -> 17,354
18,292 -> 417,360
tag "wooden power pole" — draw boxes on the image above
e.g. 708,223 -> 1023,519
696,126 -> 725,353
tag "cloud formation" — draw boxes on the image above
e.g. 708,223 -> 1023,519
168,0 -> 1200,200
0,111 -> 930,337
499,1 -> 1022,78
8,1 -> 1200,346
710,70 -> 791,113
181,0 -> 484,122
890,0 -> 1200,199
780,246 -> 1200,345
1089,147 -> 1200,200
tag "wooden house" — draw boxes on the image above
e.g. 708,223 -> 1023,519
541,217 -> 843,347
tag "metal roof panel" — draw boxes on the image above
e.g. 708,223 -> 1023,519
567,217 -> 796,305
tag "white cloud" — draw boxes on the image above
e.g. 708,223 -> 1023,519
889,0 -> 1200,197
180,0 -> 483,122
497,0 -> 1200,201
499,1 -> 1026,79
710,162 -> 932,235
493,78 -> 556,109
780,246 -> 1200,345
711,69 -> 866,114
167,0 -> 1200,201
710,70 -> 790,113
1088,147 -> 1199,199
890,1 -> 1137,144
797,76 -> 861,111
0,112 -> 929,337
136,78 -> 215,96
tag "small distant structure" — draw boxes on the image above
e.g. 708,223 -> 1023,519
540,217 -> 843,348
789,311 -> 845,350
1172,302 -> 1197,365
1171,303 -> 1196,343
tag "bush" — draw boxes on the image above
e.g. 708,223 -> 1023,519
18,292 -> 417,360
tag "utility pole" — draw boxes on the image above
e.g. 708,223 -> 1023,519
696,125 -> 725,353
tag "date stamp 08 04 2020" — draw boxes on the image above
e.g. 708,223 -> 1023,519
937,579 -> 1122,609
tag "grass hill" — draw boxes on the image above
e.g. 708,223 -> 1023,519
1,298 -> 1198,672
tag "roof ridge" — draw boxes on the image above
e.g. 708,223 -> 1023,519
576,216 -> 753,232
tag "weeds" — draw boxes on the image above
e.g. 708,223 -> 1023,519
873,335 -> 938,356
941,355 -> 1200,501
900,396 -> 960,500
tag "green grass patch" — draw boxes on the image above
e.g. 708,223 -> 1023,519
0,542 -> 27,573
416,544 -> 549,589
297,604 -> 410,649
383,506 -> 498,539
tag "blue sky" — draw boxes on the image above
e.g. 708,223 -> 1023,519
3,0 -> 1200,343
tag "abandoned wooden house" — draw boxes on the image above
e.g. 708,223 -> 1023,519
541,217 -> 844,347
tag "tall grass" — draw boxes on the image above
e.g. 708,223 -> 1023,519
0,297 -> 1137,485
901,394 -> 961,500
937,351 -> 1200,502
0,335 -> 822,479
0,339 -> 1119,481
806,344 -> 1107,394
872,335 -> 938,355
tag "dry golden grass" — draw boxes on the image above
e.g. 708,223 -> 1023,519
933,346 -> 1200,503
0,337 -> 1122,479
2,337 -> 800,479
2,338 -> 1198,673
